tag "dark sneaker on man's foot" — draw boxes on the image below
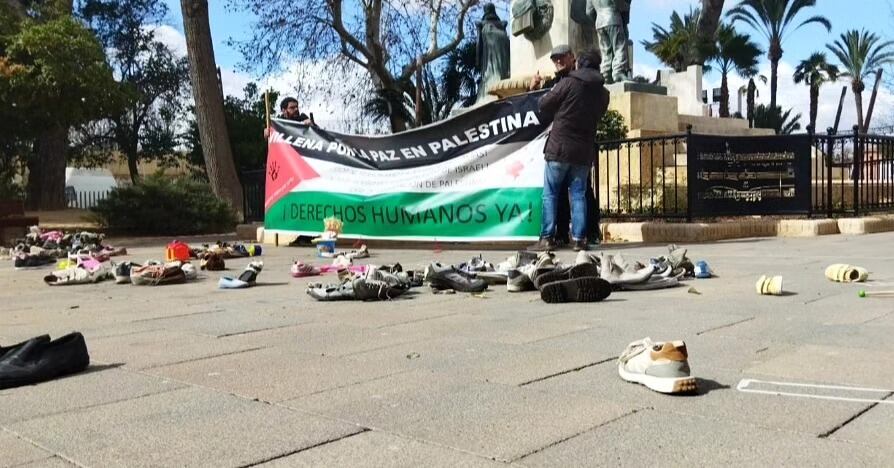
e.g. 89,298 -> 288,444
572,239 -> 588,252
532,263 -> 601,290
526,238 -> 556,252
427,263 -> 487,293
540,277 -> 611,303
617,337 -> 696,394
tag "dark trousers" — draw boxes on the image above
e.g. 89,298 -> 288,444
555,169 -> 600,243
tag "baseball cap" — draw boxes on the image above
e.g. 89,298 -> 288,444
549,44 -> 572,58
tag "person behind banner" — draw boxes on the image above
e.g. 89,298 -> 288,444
529,48 -> 609,252
264,97 -> 314,138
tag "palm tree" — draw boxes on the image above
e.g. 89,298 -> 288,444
827,30 -> 894,133
711,23 -> 762,117
643,8 -> 715,72
738,73 -> 767,127
727,0 -> 831,111
753,104 -> 802,134
793,52 -> 839,132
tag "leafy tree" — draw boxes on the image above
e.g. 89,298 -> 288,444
727,0 -> 831,111
827,29 -> 894,133
643,8 -> 715,72
711,23 -> 762,117
77,0 -> 190,183
0,2 -> 118,209
793,52 -> 839,132
753,104 -> 802,134
181,0 -> 244,219
598,110 -> 628,142
230,0 -> 479,133
185,83 -> 277,172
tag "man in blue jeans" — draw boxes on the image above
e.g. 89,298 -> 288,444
529,48 -> 609,252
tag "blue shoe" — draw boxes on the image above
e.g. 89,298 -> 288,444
694,261 -> 712,279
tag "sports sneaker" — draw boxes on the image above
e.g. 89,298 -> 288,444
352,269 -> 409,301
617,338 -> 697,394
540,277 -> 612,303
306,281 -> 356,301
427,263 -> 487,293
507,269 -> 535,292
200,253 -> 225,271
291,260 -> 321,278
14,253 -> 55,269
495,251 -> 539,272
114,262 -> 138,284
574,250 -> 597,265
532,263 -> 601,291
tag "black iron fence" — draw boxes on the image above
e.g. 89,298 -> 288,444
241,127 -> 894,224
241,169 -> 265,223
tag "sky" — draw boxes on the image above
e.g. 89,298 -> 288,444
156,0 -> 894,132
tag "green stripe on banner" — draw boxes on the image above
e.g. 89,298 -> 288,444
265,188 -> 543,239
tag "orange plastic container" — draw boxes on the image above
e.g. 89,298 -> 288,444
165,240 -> 191,262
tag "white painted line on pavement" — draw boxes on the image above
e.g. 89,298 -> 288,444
736,379 -> 894,404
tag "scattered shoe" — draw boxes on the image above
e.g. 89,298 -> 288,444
291,260 -> 321,278
131,263 -> 187,286
617,337 -> 696,394
114,262 -> 139,284
825,264 -> 869,283
693,261 -> 712,279
495,251 -> 539,272
44,263 -> 113,286
219,261 -> 263,289
352,269 -> 410,301
0,332 -> 90,390
200,253 -> 225,271
540,277 -> 612,303
306,281 -> 355,301
532,263 -> 600,291
755,275 -> 784,296
14,253 -> 55,269
507,269 -> 535,292
427,263 -> 487,293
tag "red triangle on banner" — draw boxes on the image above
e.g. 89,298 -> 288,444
265,140 -> 320,209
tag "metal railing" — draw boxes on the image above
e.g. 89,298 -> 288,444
597,132 -> 690,220
66,189 -> 111,209
241,169 -> 265,223
813,127 -> 894,217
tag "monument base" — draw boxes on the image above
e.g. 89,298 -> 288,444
605,81 -> 667,96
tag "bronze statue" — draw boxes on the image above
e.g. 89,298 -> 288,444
574,0 -> 631,83
511,0 -> 554,41
476,3 -> 510,102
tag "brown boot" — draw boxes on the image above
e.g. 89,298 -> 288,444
526,237 -> 556,252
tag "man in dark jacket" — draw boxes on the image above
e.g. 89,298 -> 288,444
529,49 -> 610,252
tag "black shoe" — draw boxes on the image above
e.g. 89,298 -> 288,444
527,238 -> 556,252
427,263 -> 487,293
572,239 -> 588,252
13,254 -> 55,268
288,235 -> 314,247
540,277 -> 612,303
0,333 -> 90,389
532,263 -> 601,290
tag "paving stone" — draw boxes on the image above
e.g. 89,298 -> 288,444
290,380 -> 632,462
519,410 -> 891,466
830,399 -> 894,449
0,368 -> 182,424
87,329 -> 265,369
745,344 -> 894,389
146,346 -> 410,402
0,429 -> 55,467
8,387 -> 362,468
257,430 -> 505,468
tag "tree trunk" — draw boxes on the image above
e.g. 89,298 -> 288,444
809,86 -> 819,132
747,79 -> 756,128
180,0 -> 244,219
27,125 -> 68,210
697,0 -> 725,43
719,72 -> 730,118
126,152 -> 140,185
854,86 -> 864,134
769,59 -> 778,112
